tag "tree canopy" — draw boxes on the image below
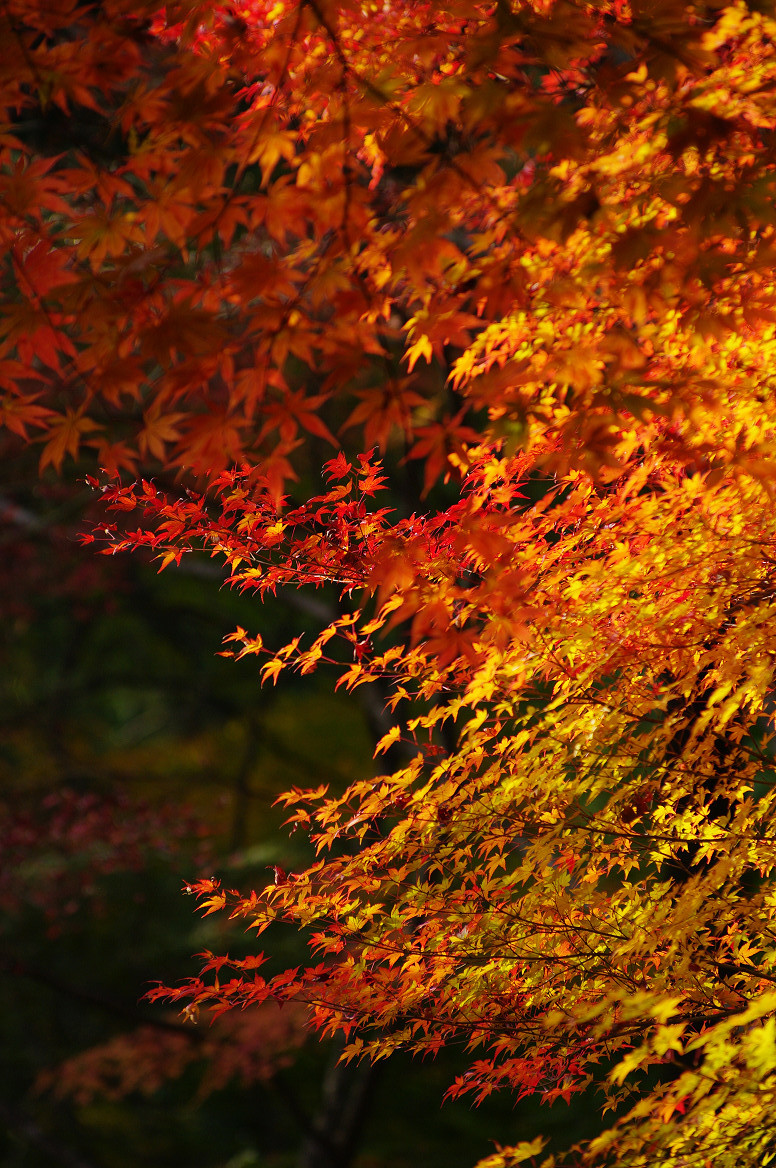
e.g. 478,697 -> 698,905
6,0 -> 776,1165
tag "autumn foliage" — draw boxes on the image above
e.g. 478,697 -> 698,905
7,0 -> 776,1164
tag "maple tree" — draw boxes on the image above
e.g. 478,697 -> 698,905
8,0 -> 776,1164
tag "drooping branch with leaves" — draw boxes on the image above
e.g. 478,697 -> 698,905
87,444 -> 776,1166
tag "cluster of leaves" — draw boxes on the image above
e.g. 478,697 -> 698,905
5,0 -> 776,491
91,440 -> 776,1167
38,1000 -> 309,1105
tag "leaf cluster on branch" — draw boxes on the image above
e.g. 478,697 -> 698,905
98,443 -> 776,1166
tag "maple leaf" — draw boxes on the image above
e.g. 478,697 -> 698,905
12,237 -> 72,297
139,405 -> 186,462
0,387 -> 54,439
39,410 -> 102,472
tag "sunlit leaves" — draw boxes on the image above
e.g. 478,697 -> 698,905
91,433 -> 776,1165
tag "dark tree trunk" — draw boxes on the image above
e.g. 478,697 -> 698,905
297,1037 -> 382,1168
